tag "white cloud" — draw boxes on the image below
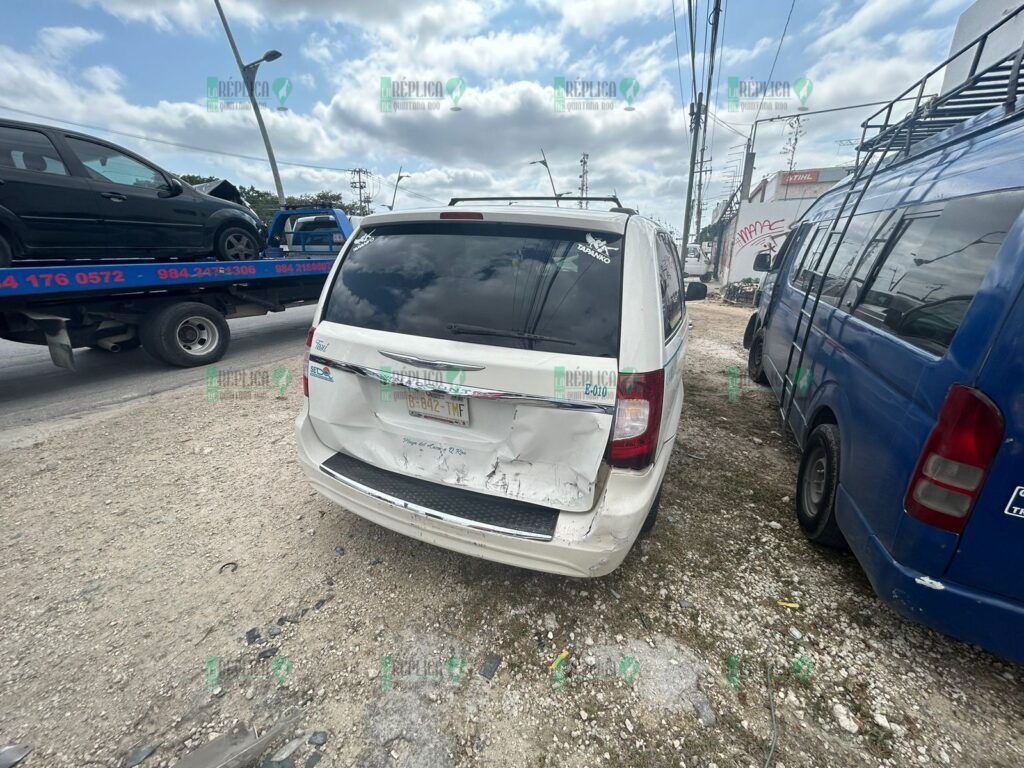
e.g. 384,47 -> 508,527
722,37 -> 775,67
36,26 -> 104,59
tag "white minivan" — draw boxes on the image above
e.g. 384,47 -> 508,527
295,200 -> 707,576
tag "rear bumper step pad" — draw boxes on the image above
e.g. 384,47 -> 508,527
319,451 -> 560,540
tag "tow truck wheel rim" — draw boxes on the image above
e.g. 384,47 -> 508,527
175,316 -> 219,356
224,232 -> 256,260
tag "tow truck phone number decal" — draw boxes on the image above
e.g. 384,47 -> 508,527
0,269 -> 126,291
157,265 -> 257,279
273,262 -> 332,274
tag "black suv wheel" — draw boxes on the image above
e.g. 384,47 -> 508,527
215,226 -> 259,260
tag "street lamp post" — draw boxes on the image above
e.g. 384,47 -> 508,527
529,149 -> 561,207
213,0 -> 286,207
387,166 -> 410,210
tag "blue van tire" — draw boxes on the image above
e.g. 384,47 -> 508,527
747,330 -> 769,385
796,424 -> 848,550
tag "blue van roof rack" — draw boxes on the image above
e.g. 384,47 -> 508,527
858,2 -> 1024,166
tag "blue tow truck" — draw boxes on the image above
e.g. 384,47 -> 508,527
0,249 -> 342,370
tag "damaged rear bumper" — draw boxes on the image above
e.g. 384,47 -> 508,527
295,405 -> 666,577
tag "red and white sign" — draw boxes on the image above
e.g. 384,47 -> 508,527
780,170 -> 820,185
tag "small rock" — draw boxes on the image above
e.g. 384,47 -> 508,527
768,521 -> 782,530
580,709 -> 589,721
625,718 -> 634,733
334,546 -> 345,556
126,744 -> 158,766
257,646 -> 279,661
42,461 -> 59,472
245,628 -> 260,645
305,755 -> 322,768
789,627 -> 803,641
832,703 -> 859,734
872,713 -> 891,730
268,626 -> 282,638
308,731 -> 328,747
752,437 -> 764,445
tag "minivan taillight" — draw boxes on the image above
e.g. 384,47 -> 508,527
607,369 -> 664,470
905,385 -> 1004,534
302,326 -> 315,397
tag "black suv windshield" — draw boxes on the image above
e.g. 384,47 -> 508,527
323,221 -> 624,357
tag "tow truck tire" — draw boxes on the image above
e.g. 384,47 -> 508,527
214,226 -> 260,261
0,235 -> 11,268
747,330 -> 769,385
140,302 -> 230,367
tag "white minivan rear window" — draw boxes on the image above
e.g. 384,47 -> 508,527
323,221 -> 624,358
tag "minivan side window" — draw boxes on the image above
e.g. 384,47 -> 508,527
855,189 -> 1024,354
65,137 -> 165,189
839,210 -> 902,309
789,224 -> 827,292
0,127 -> 68,175
656,232 -> 684,338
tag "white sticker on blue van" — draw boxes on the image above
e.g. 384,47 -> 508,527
1004,486 -> 1024,520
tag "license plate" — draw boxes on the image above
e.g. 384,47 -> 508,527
406,392 -> 469,426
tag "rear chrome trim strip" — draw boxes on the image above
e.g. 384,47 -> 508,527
308,353 -> 615,415
318,463 -> 554,541
378,350 -> 486,371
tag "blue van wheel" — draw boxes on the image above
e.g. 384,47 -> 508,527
747,330 -> 769,385
796,424 -> 848,550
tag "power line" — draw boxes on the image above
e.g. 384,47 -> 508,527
754,0 -> 797,123
670,0 -> 692,107
0,102 -> 446,206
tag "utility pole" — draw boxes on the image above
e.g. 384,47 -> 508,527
578,153 -> 589,208
388,166 -> 410,210
692,0 -> 722,248
682,0 -> 722,250
213,0 -> 285,207
349,169 -> 372,215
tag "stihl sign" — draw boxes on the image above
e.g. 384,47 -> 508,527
780,170 -> 820,185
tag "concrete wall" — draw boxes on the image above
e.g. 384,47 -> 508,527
720,198 -> 816,284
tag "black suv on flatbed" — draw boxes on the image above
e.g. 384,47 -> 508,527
0,119 -> 265,267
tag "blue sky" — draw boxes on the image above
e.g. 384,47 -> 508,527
0,0 -> 975,227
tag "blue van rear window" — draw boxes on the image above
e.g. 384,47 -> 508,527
856,189 -> 1024,354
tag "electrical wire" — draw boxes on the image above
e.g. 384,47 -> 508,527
670,0 -> 692,108
754,0 -> 798,123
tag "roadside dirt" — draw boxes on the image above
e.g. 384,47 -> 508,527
1,300 -> 1021,768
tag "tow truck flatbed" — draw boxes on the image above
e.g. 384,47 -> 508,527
0,256 -> 337,369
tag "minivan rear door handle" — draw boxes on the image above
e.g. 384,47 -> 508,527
101,191 -> 127,202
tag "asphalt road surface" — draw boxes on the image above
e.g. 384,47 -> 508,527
0,306 -> 315,434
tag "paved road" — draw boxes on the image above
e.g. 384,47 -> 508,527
0,306 -> 315,432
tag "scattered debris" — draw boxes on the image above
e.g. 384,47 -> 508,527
777,601 -> 800,610
832,703 -> 860,734
308,731 -> 328,747
0,745 -> 32,768
788,627 -> 803,641
271,737 -> 304,762
245,628 -> 261,645
305,755 -> 322,768
479,652 -> 501,680
218,562 -> 238,574
257,646 -> 279,661
125,744 -> 158,767
334,545 -> 345,556
173,709 -> 301,768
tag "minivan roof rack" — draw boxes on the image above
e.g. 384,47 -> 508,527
858,2 -> 1024,166
448,195 -> 623,207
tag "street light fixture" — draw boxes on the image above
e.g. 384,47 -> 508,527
528,149 -> 561,207
386,166 -> 411,210
213,0 -> 286,207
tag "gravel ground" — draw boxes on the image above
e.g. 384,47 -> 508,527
1,300 -> 1022,768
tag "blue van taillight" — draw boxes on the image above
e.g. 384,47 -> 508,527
905,385 -> 1004,534
607,369 -> 664,470
302,326 -> 315,397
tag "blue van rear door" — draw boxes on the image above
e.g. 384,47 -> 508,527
945,277 -> 1024,602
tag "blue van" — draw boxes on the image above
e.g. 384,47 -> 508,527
744,19 -> 1024,664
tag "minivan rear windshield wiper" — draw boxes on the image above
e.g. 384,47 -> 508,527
446,323 -> 576,346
